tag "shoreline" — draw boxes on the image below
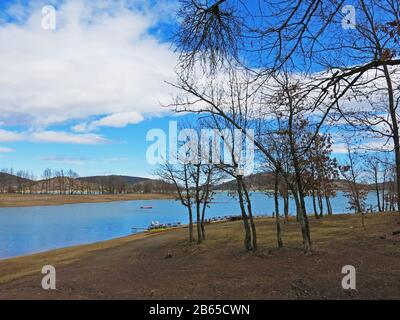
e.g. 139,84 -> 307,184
0,212 -> 384,267
0,224 -> 186,261
0,224 -> 186,284
0,193 -> 176,208
0,213 -> 398,299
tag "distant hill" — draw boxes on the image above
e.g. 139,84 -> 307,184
0,172 -> 32,193
0,172 -> 31,185
332,179 -> 375,191
129,179 -> 177,193
214,172 -> 378,191
77,175 -> 149,185
0,171 -> 387,194
0,172 -> 170,194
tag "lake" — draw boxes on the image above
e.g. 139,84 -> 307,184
0,191 -> 377,259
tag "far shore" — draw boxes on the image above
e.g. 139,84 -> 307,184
0,193 -> 176,208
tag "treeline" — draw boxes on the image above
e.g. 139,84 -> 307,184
0,168 -> 175,194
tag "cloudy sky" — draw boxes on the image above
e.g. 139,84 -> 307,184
0,0 -> 181,177
0,0 -> 388,178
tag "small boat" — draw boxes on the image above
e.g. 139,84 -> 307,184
140,206 -> 153,209
147,220 -> 182,231
148,221 -> 166,230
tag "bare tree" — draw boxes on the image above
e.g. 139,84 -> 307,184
157,160 -> 195,242
339,142 -> 368,230
207,112 -> 258,251
42,168 -> 52,194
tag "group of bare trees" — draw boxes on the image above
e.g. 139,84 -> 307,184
341,148 -> 399,213
0,168 -> 36,193
161,0 -> 400,254
156,123 -> 221,244
0,168 -> 175,195
0,168 -> 80,194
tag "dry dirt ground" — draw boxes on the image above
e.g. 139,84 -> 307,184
0,213 -> 399,299
0,193 -> 175,207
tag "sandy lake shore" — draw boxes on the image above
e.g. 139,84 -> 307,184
0,193 -> 176,208
0,213 -> 399,299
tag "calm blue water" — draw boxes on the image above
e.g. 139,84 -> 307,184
0,191 -> 377,259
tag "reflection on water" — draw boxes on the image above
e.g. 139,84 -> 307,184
0,191 -> 377,259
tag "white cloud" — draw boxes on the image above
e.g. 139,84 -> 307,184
0,147 -> 15,153
0,0 -> 177,130
0,129 -> 25,142
72,111 -> 144,132
332,143 -> 348,154
31,130 -> 107,144
104,157 -> 129,162
0,128 -> 106,144
332,140 -> 393,154
41,155 -> 89,165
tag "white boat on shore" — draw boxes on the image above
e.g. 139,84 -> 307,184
147,221 -> 181,230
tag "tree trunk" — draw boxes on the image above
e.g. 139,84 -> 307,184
196,202 -> 202,244
325,195 -> 333,215
293,190 -> 312,253
312,189 -> 319,218
236,177 -> 253,251
299,187 -> 311,249
241,179 -> 257,251
382,63 -> 400,212
292,159 -> 311,249
200,170 -> 212,241
381,178 -> 386,212
200,203 -> 206,240
318,193 -> 324,217
287,90 -> 311,253
283,192 -> 289,223
274,170 -> 283,248
374,169 -> 381,212
188,206 -> 194,243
